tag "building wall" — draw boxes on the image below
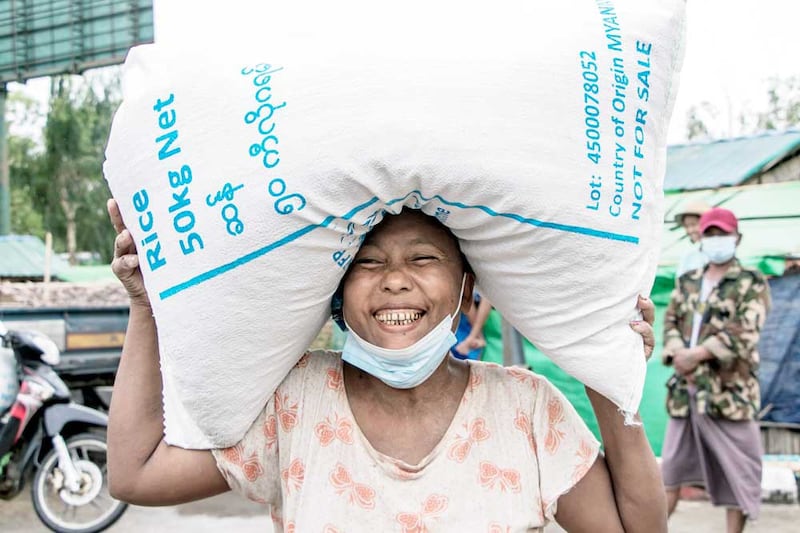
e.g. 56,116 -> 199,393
747,154 -> 800,184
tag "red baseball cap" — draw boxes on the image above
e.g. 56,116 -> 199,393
699,207 -> 739,234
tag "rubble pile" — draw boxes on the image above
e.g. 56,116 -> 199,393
0,281 -> 130,308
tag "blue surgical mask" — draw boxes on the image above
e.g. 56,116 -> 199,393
701,235 -> 737,264
341,275 -> 466,389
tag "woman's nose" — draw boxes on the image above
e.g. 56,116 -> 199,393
380,266 -> 412,292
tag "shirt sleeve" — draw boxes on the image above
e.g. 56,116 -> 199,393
530,376 -> 600,522
662,284 -> 687,362
211,384 -> 282,505
700,271 -> 772,366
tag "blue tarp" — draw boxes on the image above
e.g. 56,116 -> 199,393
759,274 -> 800,425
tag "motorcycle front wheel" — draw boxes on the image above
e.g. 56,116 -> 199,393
32,432 -> 128,533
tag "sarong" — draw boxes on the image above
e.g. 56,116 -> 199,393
661,392 -> 763,519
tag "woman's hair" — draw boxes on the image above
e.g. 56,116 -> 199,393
330,208 -> 472,329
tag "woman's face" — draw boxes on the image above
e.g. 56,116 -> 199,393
342,210 -> 471,350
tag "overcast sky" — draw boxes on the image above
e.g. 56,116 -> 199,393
7,0 -> 800,144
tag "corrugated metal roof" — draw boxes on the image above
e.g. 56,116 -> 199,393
0,235 -> 69,279
660,181 -> 800,270
665,129 -> 800,191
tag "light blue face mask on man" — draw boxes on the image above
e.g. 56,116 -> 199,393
341,275 -> 466,389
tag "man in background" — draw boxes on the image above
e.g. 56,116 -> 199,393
661,207 -> 771,533
674,200 -> 711,277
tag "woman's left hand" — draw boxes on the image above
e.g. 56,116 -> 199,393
630,295 -> 656,360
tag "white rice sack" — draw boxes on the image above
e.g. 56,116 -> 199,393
104,0 -> 686,448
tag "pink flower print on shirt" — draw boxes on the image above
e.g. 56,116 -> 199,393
447,418 -> 490,463
462,371 -> 483,404
396,494 -> 448,533
219,443 -> 264,482
513,409 -> 537,455
544,397 -> 566,455
281,458 -> 305,494
322,526 -> 340,533
488,525 -> 511,533
326,368 -> 344,391
468,370 -> 482,390
315,413 -> 354,446
275,392 -> 299,432
220,443 -> 244,464
571,439 -> 596,484
330,463 -> 376,509
507,366 -> 538,389
263,414 -> 278,449
479,461 -> 522,493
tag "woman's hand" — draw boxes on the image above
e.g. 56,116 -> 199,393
630,294 -> 656,359
108,199 -> 150,308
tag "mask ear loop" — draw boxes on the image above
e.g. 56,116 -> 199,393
452,274 -> 467,318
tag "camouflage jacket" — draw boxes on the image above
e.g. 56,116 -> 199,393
662,260 -> 771,420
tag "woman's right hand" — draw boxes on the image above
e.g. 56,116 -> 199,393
108,199 -> 150,308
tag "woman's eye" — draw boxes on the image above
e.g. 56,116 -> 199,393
354,258 -> 382,267
412,255 -> 437,263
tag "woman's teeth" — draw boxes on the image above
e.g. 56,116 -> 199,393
375,311 -> 423,326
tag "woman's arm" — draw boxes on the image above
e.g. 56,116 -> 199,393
106,199 -> 229,505
555,296 -> 667,533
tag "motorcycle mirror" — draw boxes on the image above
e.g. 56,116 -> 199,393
31,333 -> 61,366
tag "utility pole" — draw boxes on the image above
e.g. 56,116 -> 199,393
0,83 -> 9,235
501,318 -> 527,367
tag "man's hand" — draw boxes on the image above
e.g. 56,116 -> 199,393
673,346 -> 711,376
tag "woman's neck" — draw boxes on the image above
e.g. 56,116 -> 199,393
344,355 -> 469,413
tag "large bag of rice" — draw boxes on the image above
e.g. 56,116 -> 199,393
104,0 -> 687,448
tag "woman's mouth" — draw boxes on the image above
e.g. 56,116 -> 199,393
374,310 -> 424,326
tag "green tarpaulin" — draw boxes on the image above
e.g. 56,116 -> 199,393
481,181 -> 800,455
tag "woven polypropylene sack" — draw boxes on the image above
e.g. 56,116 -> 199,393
104,0 -> 686,448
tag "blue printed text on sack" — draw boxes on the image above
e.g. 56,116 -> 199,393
241,63 -> 307,216
152,93 -> 205,261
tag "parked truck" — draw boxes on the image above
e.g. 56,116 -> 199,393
0,282 -> 130,410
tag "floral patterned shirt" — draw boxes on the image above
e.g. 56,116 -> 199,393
212,351 -> 599,532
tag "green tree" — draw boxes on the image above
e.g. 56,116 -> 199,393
757,76 -> 800,131
8,135 -> 46,237
6,92 -> 46,236
685,76 -> 800,140
685,102 -> 716,140
40,75 -> 120,264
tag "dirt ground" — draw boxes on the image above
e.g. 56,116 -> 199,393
2,489 -> 799,532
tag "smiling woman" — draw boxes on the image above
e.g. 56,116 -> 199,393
107,200 -> 665,532
343,210 -> 470,350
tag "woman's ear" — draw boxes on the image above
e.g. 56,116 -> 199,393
461,272 -> 476,313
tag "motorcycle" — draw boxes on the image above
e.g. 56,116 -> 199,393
0,320 -> 127,532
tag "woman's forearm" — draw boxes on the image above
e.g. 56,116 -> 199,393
587,388 -> 667,533
107,302 -> 166,495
